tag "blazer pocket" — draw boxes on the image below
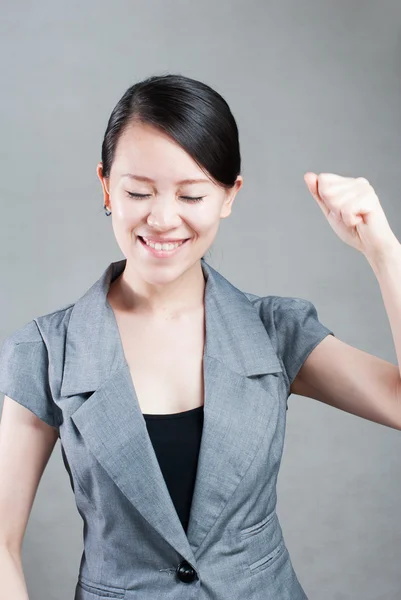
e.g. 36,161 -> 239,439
240,508 -> 277,537
240,509 -> 287,576
77,577 -> 126,599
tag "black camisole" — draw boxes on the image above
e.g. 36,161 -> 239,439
143,405 -> 204,533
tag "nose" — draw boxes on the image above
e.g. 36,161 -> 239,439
146,196 -> 182,230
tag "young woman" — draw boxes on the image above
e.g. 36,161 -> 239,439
0,73 -> 400,600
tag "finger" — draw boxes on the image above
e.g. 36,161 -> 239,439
339,192 -> 371,226
304,173 -> 330,218
327,189 -> 362,219
317,173 -> 351,185
319,182 -> 357,199
304,172 -> 320,200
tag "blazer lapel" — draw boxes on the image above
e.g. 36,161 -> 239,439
60,258 -> 283,566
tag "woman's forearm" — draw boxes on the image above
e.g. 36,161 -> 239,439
0,545 -> 29,600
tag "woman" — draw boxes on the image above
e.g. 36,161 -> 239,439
0,73 -> 400,600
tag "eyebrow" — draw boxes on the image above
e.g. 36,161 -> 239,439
121,173 -> 211,185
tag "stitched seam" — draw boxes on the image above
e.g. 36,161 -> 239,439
272,297 -> 291,398
32,324 -> 59,429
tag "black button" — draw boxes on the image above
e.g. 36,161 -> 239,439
176,560 -> 198,583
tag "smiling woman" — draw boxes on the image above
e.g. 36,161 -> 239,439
0,73 -> 341,600
96,74 -> 244,286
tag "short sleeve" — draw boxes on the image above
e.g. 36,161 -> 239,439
273,296 -> 335,390
0,320 -> 58,429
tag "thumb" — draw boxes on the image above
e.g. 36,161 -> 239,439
304,171 -> 331,220
304,172 -> 319,199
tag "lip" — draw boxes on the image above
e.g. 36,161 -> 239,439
137,235 -> 190,258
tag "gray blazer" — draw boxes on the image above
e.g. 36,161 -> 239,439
0,258 -> 334,599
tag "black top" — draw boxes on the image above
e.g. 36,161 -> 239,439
143,405 -> 204,532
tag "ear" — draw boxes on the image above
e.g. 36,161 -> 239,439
220,175 -> 243,219
97,162 -> 111,207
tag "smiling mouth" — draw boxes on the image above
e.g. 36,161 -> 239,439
137,236 -> 191,253
138,235 -> 189,244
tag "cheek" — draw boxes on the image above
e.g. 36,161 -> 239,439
112,199 -> 143,228
186,204 -> 222,232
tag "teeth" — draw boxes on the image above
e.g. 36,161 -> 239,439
142,237 -> 185,251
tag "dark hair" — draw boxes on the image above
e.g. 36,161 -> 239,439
101,73 -> 241,187
101,73 -> 241,261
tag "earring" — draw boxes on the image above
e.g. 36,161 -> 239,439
104,204 -> 112,216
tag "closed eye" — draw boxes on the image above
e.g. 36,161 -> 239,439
126,192 -> 204,203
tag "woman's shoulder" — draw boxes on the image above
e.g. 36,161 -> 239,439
242,290 -> 333,348
1,301 -> 76,352
243,290 -> 327,325
34,301 -> 76,335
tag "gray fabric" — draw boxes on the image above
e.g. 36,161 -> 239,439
0,319 -> 58,428
244,292 -> 334,391
0,258 -> 334,599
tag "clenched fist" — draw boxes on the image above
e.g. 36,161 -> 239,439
304,172 -> 398,261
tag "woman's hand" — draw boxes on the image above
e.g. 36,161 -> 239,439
304,172 -> 399,262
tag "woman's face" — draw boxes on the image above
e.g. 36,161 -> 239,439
97,121 -> 242,284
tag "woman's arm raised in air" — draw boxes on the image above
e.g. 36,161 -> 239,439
0,396 -> 59,600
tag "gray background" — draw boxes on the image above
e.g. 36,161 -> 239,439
1,1 -> 400,598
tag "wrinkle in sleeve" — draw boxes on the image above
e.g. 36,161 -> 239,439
0,320 -> 58,429
273,296 -> 335,390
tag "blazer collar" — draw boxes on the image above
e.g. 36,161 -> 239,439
60,258 -> 281,397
